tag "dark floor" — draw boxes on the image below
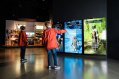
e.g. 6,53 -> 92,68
0,48 -> 118,79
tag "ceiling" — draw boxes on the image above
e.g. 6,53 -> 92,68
0,0 -> 52,21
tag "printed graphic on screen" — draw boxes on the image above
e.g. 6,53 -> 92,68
55,23 -> 64,52
64,20 -> 82,53
64,58 -> 83,79
84,18 -> 106,55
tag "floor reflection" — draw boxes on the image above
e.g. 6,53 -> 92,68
0,48 -> 118,79
84,59 -> 107,79
64,57 -> 83,79
20,63 -> 26,74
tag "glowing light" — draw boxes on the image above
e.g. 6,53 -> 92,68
35,26 -> 44,29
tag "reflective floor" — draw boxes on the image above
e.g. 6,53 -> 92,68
0,48 -> 119,79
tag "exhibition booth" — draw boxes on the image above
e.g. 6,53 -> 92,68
5,20 -> 45,46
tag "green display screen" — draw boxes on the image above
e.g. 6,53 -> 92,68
84,17 -> 106,55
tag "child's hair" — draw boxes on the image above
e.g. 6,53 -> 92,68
20,26 -> 25,30
45,21 -> 50,26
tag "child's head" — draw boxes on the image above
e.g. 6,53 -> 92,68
45,21 -> 52,28
20,26 -> 25,30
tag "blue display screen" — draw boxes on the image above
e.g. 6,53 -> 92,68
55,23 -> 64,53
64,20 -> 82,54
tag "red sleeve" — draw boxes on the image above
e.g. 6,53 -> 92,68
55,29 -> 66,34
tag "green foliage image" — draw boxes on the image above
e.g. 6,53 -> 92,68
84,17 -> 106,55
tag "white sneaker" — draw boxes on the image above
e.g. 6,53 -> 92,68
54,66 -> 60,70
48,66 -> 52,70
20,59 -> 27,63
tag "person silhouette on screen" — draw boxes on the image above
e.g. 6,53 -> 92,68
92,25 -> 99,51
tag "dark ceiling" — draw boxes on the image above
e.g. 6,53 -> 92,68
0,0 -> 51,21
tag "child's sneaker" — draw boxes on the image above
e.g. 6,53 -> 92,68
48,66 -> 52,70
54,66 -> 60,70
20,59 -> 27,63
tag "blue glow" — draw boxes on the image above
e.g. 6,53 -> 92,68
64,58 -> 83,79
64,20 -> 82,53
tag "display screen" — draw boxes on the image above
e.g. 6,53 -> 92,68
84,17 -> 106,55
55,23 -> 64,52
64,20 -> 82,54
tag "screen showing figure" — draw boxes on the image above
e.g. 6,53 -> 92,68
64,20 -> 82,54
84,17 -> 106,55
54,22 -> 64,53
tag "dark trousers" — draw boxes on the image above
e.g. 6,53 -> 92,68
47,48 -> 58,66
20,46 -> 26,60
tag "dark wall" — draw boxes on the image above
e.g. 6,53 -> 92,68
52,0 -> 107,22
0,19 -> 5,45
107,0 -> 119,60
0,0 -> 50,21
0,0 -> 51,45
